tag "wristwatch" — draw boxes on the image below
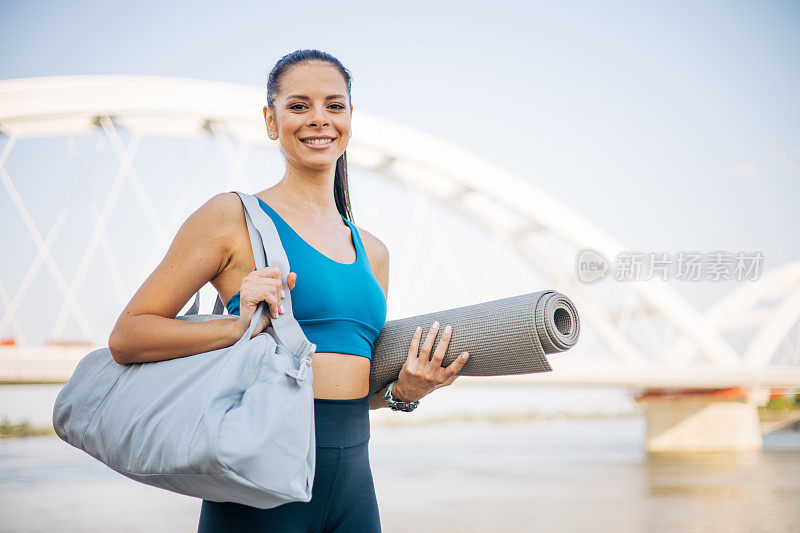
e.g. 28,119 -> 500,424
383,381 -> 420,412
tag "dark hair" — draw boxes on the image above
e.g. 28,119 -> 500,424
266,49 -> 355,223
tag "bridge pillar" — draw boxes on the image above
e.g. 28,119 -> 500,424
634,388 -> 763,452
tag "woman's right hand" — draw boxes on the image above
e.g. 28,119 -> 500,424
234,267 -> 298,339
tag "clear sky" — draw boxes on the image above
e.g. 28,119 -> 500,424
1,0 -> 799,345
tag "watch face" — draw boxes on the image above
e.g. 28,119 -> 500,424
391,401 -> 418,412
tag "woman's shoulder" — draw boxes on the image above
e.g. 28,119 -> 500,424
353,224 -> 389,262
203,191 -> 246,220
193,192 -> 250,235
185,192 -> 250,259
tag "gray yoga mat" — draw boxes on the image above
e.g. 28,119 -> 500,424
367,290 -> 580,394
195,289 -> 579,394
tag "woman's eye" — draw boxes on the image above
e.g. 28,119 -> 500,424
288,103 -> 344,110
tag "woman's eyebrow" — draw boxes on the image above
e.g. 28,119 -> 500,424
284,94 -> 346,102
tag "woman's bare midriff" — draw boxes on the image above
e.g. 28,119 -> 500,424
311,352 -> 371,399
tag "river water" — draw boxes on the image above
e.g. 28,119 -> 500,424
1,385 -> 798,532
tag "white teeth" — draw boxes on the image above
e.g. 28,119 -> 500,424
302,138 -> 334,145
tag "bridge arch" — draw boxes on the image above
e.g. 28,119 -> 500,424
0,75 -> 773,370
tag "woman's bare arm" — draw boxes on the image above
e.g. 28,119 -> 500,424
108,193 -> 247,364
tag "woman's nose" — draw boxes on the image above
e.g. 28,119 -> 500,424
308,107 -> 329,127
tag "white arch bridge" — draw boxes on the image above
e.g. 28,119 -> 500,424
0,76 -> 798,450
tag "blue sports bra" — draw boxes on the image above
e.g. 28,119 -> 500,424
226,196 -> 387,360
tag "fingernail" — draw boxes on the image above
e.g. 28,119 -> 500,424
445,325 -> 452,334
281,289 -> 285,298
280,304 -> 285,313
433,321 -> 439,328
415,326 -> 421,334
273,311 -> 278,319
462,352 -> 469,360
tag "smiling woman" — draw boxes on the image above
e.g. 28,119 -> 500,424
193,50 -> 393,531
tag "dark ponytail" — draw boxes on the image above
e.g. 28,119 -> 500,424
266,49 -> 354,223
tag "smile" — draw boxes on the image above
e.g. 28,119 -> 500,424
300,137 -> 335,147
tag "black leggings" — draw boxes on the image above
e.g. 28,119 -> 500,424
197,394 -> 382,533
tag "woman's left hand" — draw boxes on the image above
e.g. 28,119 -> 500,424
392,321 -> 470,403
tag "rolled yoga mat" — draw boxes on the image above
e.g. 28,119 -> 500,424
368,290 -> 580,394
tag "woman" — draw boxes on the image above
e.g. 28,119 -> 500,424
108,49 -> 470,532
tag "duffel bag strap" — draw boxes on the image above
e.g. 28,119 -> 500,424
232,191 -> 316,362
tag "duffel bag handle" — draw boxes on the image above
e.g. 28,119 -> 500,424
232,192 -> 316,363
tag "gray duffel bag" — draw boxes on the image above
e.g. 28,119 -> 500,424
52,191 -> 318,510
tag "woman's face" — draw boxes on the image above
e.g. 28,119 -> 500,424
263,62 -> 353,171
